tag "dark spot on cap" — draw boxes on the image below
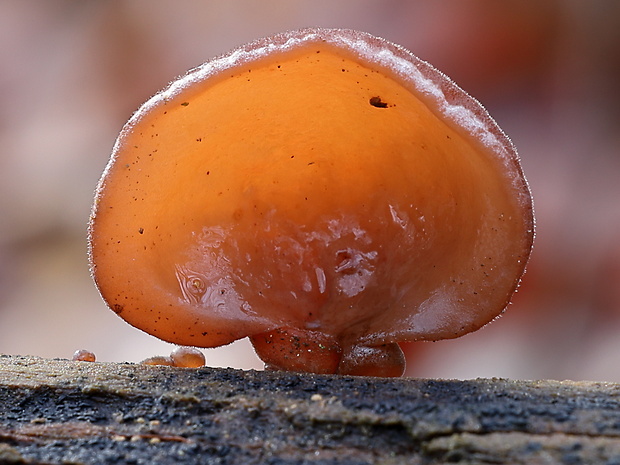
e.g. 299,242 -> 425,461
369,96 -> 388,108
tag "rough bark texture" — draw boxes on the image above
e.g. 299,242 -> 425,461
2,354 -> 620,464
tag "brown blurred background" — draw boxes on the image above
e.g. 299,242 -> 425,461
1,0 -> 619,381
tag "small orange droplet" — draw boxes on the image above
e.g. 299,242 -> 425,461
72,349 -> 96,362
170,347 -> 206,368
140,355 -> 175,366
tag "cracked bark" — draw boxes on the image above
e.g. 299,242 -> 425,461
2,354 -> 620,464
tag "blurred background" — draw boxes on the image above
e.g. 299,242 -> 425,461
1,0 -> 619,381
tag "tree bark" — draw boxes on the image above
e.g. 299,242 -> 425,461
2,354 -> 620,464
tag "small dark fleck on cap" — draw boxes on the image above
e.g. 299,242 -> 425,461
369,96 -> 388,108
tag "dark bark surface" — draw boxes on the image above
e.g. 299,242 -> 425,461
2,354 -> 620,464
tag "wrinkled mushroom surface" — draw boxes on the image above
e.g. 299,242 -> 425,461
89,28 -> 534,376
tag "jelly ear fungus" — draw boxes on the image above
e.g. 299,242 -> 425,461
89,28 -> 534,377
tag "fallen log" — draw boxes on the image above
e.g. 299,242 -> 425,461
1,354 -> 620,464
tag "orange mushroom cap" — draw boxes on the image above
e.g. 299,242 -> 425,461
88,28 -> 534,376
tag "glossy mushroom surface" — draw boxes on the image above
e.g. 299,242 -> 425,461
89,28 -> 534,376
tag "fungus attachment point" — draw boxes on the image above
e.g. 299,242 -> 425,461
89,28 -> 534,377
250,328 -> 341,375
339,343 -> 406,378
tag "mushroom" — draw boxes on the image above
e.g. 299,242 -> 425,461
88,28 -> 534,377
